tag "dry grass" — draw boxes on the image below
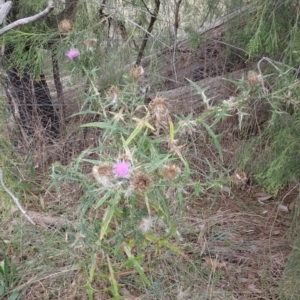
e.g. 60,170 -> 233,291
1,180 -> 292,299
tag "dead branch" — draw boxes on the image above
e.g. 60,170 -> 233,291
136,0 -> 161,66
26,210 -> 68,228
174,0 -> 183,37
0,0 -> 55,36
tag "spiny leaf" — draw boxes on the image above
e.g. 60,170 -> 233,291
107,256 -> 120,297
81,121 -> 114,129
99,195 -> 120,241
202,122 -> 223,163
123,244 -> 151,286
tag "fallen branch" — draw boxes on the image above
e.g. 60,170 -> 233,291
0,168 -> 36,225
26,210 -> 68,227
0,1 -> 12,25
0,0 -> 55,36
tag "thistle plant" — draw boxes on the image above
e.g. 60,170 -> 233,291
50,62 -> 190,297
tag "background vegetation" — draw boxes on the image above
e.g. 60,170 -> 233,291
1,0 -> 300,299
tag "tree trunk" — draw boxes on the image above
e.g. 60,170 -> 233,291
5,65 -> 60,140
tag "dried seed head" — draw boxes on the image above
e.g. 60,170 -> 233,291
131,172 -> 151,193
84,38 -> 97,51
108,85 -> 119,104
162,164 -> 181,182
178,120 -> 197,136
168,139 -> 185,158
232,171 -> 248,186
138,216 -> 153,234
131,65 -> 144,80
149,97 -> 169,113
92,164 -> 114,187
148,97 -> 171,135
58,19 -> 73,34
247,71 -> 262,86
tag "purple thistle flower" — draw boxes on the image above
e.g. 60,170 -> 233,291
113,161 -> 131,178
67,48 -> 80,60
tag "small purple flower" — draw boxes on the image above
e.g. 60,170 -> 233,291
67,48 -> 80,60
113,161 -> 131,178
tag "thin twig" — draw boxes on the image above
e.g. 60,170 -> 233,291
173,0 -> 183,38
171,0 -> 183,83
257,56 -> 297,94
140,0 -> 152,15
0,0 -> 55,36
51,49 -> 65,132
135,0 -> 161,65
257,56 -> 297,74
0,168 -> 36,225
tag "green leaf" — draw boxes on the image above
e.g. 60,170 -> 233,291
0,261 -> 4,277
236,108 -> 250,131
99,195 -> 120,241
0,285 -> 6,296
107,256 -> 120,297
144,232 -> 185,257
158,239 -> 185,256
7,290 -> 20,300
131,258 -> 150,286
186,78 -> 208,95
3,256 -> 9,284
70,110 -> 102,117
202,122 -> 223,163
186,78 -> 212,107
100,206 -> 116,241
125,124 -> 143,146
95,190 -> 115,209
123,245 -> 151,286
81,122 -> 114,129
